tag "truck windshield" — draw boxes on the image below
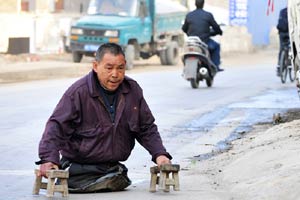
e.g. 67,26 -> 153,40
87,0 -> 138,17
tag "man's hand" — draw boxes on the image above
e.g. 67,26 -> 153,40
38,162 -> 58,178
156,155 -> 171,167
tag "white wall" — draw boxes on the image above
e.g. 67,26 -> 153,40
0,13 -> 80,53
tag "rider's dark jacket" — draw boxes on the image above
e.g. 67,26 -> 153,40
277,7 -> 289,33
38,71 -> 171,165
182,8 -> 222,43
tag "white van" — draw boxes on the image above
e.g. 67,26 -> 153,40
288,0 -> 300,88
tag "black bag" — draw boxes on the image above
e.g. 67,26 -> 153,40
60,158 -> 131,193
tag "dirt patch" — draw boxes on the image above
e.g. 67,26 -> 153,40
193,108 -> 300,162
281,108 -> 300,122
188,108 -> 300,199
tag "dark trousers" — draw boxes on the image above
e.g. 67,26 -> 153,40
207,38 -> 221,68
60,158 -> 131,193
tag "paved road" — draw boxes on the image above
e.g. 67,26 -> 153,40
0,50 -> 299,199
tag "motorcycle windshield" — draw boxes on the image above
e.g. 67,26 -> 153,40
87,0 -> 138,17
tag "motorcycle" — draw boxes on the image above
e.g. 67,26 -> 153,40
182,36 -> 217,89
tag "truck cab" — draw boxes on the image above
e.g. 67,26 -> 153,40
70,0 -> 151,64
70,0 -> 187,69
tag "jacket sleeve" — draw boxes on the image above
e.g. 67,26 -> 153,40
135,93 -> 172,163
209,13 -> 223,36
182,17 -> 189,34
38,93 -> 79,165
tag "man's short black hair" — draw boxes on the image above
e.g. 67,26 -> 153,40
195,0 -> 204,9
95,43 -> 125,61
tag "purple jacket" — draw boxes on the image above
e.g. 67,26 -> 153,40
38,71 -> 171,165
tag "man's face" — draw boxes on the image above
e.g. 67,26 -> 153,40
93,53 -> 126,91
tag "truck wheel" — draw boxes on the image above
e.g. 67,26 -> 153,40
166,41 -> 179,65
134,44 -> 140,60
159,50 -> 168,65
72,51 -> 83,63
125,44 -> 134,70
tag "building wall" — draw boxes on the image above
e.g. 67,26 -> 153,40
205,0 -> 228,9
0,0 -> 287,53
247,0 -> 287,46
0,0 -> 90,14
36,0 -> 50,13
64,0 -> 90,13
0,0 -> 18,13
0,0 -> 89,53
187,0 -> 228,10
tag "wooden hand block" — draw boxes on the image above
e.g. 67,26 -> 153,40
149,164 -> 180,192
33,169 -> 69,197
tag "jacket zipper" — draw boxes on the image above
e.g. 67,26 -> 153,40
98,97 -> 115,161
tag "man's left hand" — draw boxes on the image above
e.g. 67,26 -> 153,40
156,155 -> 171,167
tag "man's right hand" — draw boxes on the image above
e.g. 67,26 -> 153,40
38,162 -> 59,178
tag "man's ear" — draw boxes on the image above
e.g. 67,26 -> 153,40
92,61 -> 98,72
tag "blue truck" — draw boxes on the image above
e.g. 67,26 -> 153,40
70,0 -> 188,69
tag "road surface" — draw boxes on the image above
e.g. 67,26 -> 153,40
0,53 -> 299,199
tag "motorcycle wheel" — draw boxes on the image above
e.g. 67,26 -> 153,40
279,50 -> 288,83
190,78 -> 199,89
206,78 -> 214,87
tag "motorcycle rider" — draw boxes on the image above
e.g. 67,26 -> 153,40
276,7 -> 289,76
182,0 -> 224,72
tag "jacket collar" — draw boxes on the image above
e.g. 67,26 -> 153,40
87,70 -> 130,98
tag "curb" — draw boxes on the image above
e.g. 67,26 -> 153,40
0,65 -> 91,84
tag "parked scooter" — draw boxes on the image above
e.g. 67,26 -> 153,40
182,36 -> 217,88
